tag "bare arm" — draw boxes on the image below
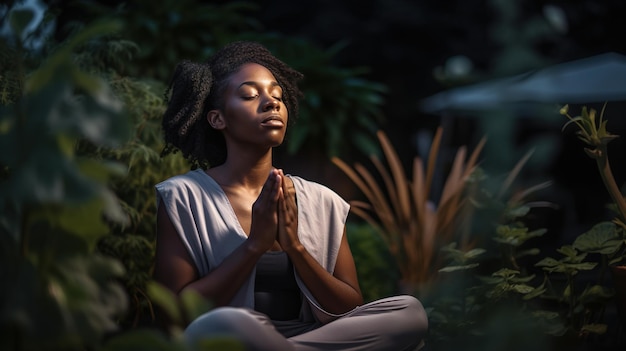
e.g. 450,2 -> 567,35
286,229 -> 363,314
277,171 -> 363,314
153,170 -> 282,306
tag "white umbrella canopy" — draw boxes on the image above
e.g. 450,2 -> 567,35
420,52 -> 626,114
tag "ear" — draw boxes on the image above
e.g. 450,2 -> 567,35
207,110 -> 226,130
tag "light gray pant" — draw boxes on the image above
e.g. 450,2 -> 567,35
184,295 -> 428,351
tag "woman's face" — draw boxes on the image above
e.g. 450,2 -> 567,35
212,62 -> 289,148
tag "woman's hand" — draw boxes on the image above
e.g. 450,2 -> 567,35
247,169 -> 282,253
277,169 -> 302,252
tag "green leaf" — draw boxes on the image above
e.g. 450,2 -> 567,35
523,279 -> 547,300
557,245 -> 578,258
572,221 -> 623,255
580,323 -> 607,335
147,281 -> 181,324
535,257 -> 559,268
579,285 -> 614,304
464,248 -> 486,259
180,289 -> 213,323
512,284 -> 534,294
567,262 -> 597,271
439,263 -> 479,273
507,205 -> 530,218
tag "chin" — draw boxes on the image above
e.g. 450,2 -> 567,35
270,140 -> 285,148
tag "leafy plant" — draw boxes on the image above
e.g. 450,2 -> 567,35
259,36 -> 387,157
52,1 -> 388,159
333,127 -> 486,288
426,158 -> 552,350
0,12 -> 133,350
507,104 -> 626,346
0,4 -> 235,349
561,104 -> 626,264
428,242 -> 550,351
60,0 -> 261,80
74,43 -> 190,327
534,243 -> 613,339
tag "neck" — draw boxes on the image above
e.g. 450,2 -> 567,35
211,147 -> 275,189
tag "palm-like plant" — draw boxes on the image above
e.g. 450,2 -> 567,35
332,127 -> 486,287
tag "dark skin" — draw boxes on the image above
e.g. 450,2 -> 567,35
154,63 -> 363,315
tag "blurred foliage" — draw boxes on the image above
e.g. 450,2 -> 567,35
0,10 -> 132,350
346,221 -> 399,302
0,3 -> 226,350
55,0 -> 261,80
49,0 -> 387,159
422,161 -> 553,351
69,26 -> 191,329
259,36 -> 387,157
420,107 -> 626,350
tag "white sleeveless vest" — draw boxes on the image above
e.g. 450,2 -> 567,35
155,169 -> 350,323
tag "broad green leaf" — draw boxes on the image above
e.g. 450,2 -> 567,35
523,280 -> 547,300
512,284 -> 534,294
535,257 -> 559,268
579,285 -> 614,304
573,221 -> 623,255
557,245 -> 578,258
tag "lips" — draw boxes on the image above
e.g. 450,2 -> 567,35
261,115 -> 285,127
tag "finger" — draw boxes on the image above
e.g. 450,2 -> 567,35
279,170 -> 296,209
258,169 -> 280,203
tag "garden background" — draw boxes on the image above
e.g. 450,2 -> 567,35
2,0 -> 626,350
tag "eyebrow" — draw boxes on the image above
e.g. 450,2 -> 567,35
237,81 -> 281,89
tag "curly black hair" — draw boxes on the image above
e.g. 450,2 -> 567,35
161,41 -> 304,168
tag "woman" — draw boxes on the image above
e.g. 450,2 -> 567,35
154,41 -> 428,350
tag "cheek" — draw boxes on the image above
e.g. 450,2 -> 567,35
283,103 -> 290,121
223,101 -> 253,122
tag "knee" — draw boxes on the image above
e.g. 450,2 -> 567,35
405,295 -> 429,335
391,295 -> 429,349
184,307 -> 262,344
389,295 -> 429,337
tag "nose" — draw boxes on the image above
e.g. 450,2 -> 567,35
263,97 -> 280,111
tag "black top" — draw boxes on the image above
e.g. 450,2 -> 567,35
254,251 -> 302,321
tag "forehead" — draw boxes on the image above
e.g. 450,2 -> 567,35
228,63 -> 278,86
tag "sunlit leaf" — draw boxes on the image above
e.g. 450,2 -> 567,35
439,263 -> 479,273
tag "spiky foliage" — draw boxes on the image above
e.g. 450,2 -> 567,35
333,127 -> 486,287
